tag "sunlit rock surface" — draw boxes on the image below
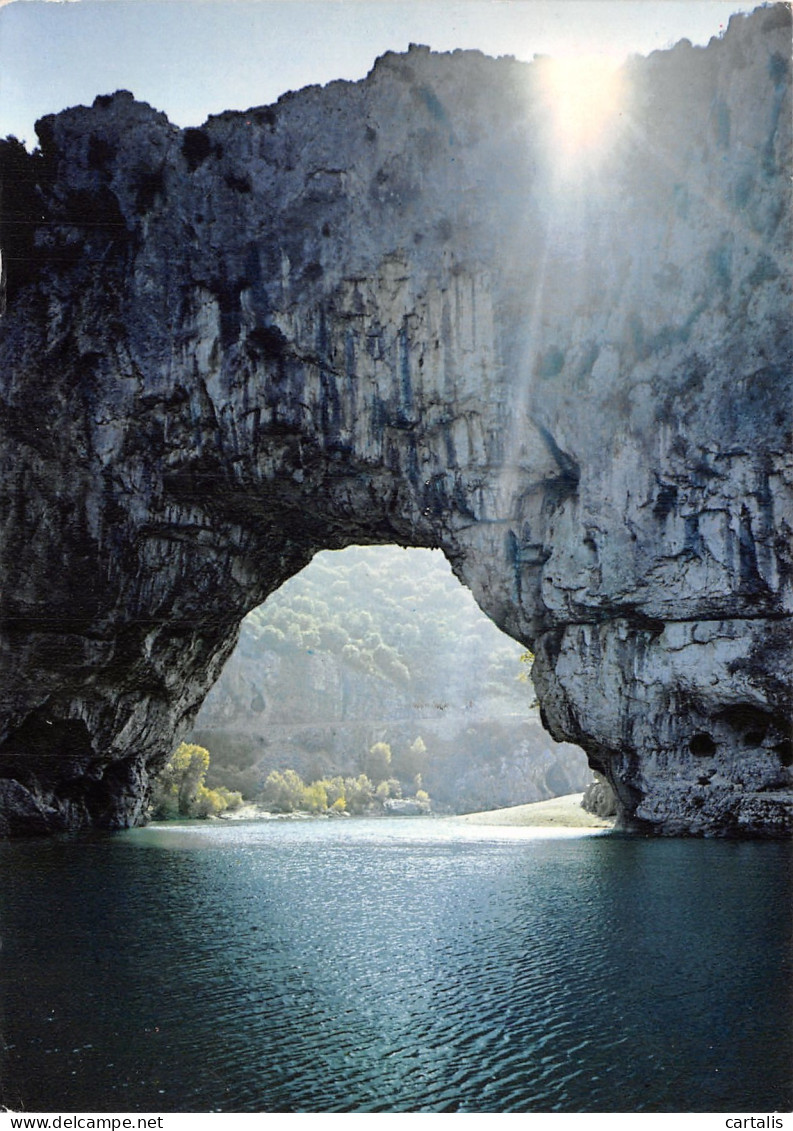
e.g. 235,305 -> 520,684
0,4 -> 790,834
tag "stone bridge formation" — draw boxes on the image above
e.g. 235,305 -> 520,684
0,5 -> 790,835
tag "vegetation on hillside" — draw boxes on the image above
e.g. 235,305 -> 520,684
187,546 -> 591,812
239,545 -> 526,702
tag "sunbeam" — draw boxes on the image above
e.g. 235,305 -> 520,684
540,55 -> 625,162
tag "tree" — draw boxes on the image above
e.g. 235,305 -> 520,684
174,743 -> 211,815
193,782 -> 244,818
259,768 -> 306,812
322,776 -> 346,808
345,774 -> 374,813
150,743 -> 243,819
149,742 -> 210,818
364,741 -> 392,783
302,781 -> 328,812
394,736 -> 428,782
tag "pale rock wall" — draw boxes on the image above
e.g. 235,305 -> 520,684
0,5 -> 790,834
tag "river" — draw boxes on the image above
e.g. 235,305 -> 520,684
0,818 -> 790,1112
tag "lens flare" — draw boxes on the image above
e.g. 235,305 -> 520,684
541,56 -> 623,157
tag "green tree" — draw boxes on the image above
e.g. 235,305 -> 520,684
365,741 -> 392,783
385,776 -> 402,799
302,781 -> 328,812
193,782 -> 244,818
175,744 -> 211,814
345,774 -> 375,813
322,776 -> 346,808
150,743 -> 243,819
259,768 -> 306,812
149,742 -> 209,818
394,736 -> 428,783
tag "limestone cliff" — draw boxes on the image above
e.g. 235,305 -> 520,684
0,5 -> 790,835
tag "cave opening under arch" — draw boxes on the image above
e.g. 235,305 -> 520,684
186,544 -> 594,816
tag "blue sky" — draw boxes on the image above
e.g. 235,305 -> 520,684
0,0 -> 758,146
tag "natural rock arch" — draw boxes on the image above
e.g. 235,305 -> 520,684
0,5 -> 790,835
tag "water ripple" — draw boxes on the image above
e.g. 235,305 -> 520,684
0,822 -> 790,1112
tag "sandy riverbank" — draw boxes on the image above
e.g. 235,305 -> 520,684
219,792 -> 615,829
450,793 -> 615,829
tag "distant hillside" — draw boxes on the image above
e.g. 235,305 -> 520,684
190,546 -> 591,811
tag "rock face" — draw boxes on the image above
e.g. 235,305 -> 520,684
0,5 -> 790,835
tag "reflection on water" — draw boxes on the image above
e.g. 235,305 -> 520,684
0,819 -> 790,1112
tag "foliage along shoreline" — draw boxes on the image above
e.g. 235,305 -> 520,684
149,740 -> 433,822
147,741 -> 609,828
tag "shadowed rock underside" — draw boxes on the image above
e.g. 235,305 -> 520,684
0,4 -> 790,835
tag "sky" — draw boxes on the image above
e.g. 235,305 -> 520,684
0,0 -> 761,146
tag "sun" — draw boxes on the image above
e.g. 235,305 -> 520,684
540,55 -> 624,158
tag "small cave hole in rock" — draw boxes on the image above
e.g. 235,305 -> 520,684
179,545 -> 594,818
743,730 -> 767,747
689,732 -> 717,757
774,739 -> 793,767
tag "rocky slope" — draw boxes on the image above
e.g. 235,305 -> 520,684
0,5 -> 790,834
